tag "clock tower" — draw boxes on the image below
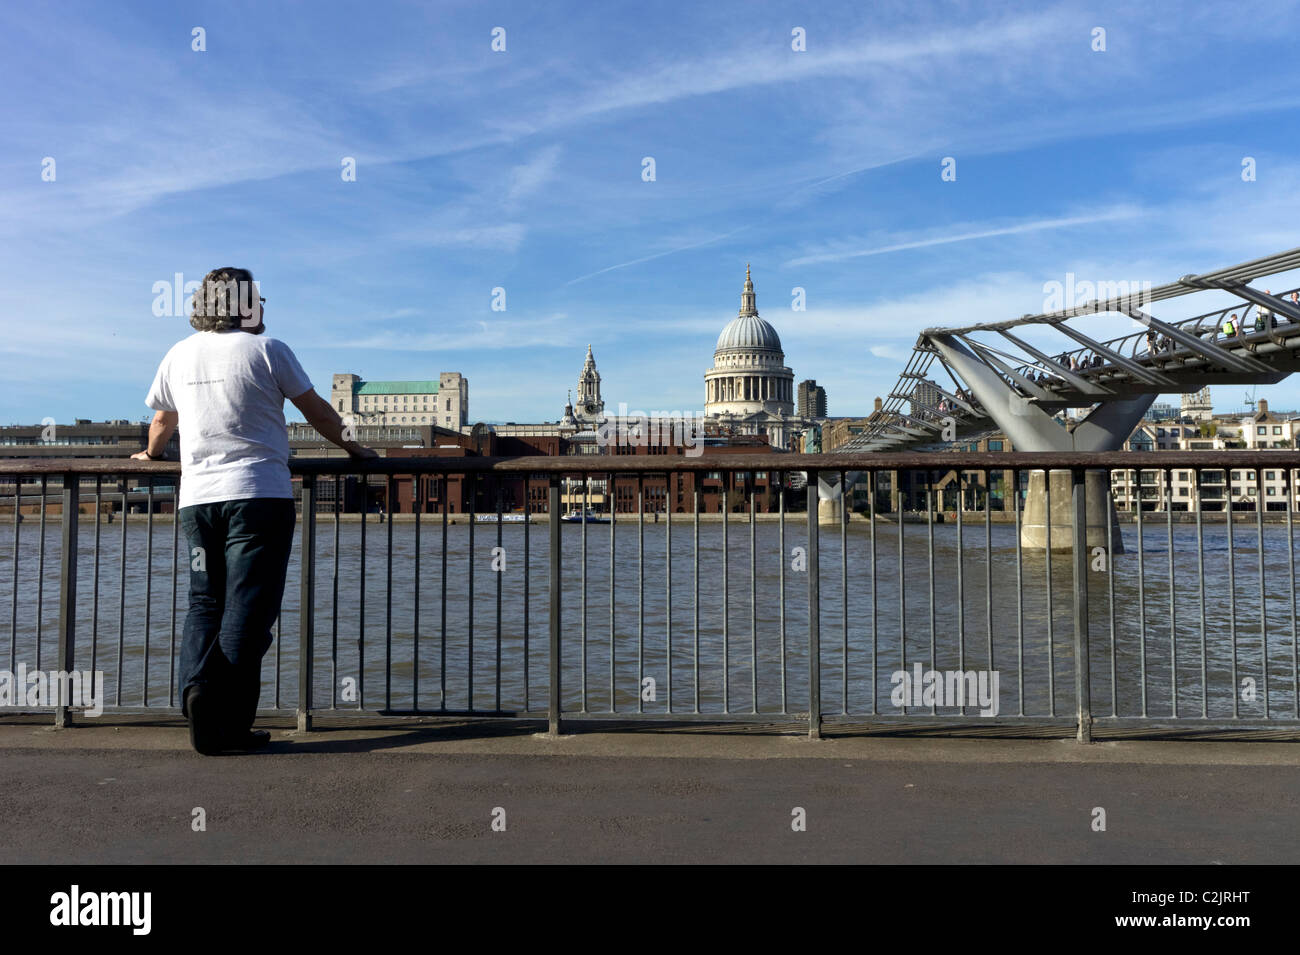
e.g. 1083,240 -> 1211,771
576,344 -> 604,420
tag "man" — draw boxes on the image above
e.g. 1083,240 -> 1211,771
134,267 -> 375,755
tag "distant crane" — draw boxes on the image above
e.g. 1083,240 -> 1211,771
1244,386 -> 1258,414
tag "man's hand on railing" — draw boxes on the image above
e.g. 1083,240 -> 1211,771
290,388 -> 379,459
129,410 -> 178,460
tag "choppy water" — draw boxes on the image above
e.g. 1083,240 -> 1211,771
2,513 -> 1298,721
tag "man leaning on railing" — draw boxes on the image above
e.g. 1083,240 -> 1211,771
132,267 -> 376,755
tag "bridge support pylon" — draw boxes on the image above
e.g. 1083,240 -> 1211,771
929,335 -> 1155,553
816,474 -> 844,526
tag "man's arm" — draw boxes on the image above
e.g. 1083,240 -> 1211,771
289,389 -> 377,458
130,410 -> 178,460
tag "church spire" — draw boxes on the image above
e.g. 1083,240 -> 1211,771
740,263 -> 757,316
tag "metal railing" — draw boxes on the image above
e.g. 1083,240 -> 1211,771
3,451 -> 1300,739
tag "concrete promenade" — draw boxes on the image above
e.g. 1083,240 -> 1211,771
2,718 -> 1299,864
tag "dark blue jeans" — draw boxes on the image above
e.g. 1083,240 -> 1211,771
179,498 -> 296,734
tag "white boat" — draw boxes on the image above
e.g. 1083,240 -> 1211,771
561,508 -> 609,524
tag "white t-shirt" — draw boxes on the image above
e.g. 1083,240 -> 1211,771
145,331 -> 314,509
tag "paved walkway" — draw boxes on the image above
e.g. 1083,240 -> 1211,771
3,718 -> 1299,863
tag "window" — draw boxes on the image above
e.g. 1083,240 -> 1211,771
1275,426 -> 1284,435
446,399 -> 451,411
1231,471 -> 1241,481
1267,471 -> 1277,480
989,440 -> 1003,451
1259,426 -> 1268,435
1268,487 -> 1277,496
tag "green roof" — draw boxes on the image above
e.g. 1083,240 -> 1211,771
354,380 -> 439,395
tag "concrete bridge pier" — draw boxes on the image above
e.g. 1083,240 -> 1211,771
1020,469 -> 1124,553
816,473 -> 844,525
928,334 -> 1155,554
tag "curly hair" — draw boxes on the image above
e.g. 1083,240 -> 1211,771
190,267 -> 264,334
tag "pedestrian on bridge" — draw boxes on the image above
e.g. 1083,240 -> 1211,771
134,267 -> 377,755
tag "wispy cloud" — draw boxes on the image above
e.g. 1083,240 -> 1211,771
785,207 -> 1144,267
506,145 -> 563,202
565,227 -> 750,285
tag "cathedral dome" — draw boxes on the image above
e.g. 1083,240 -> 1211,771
713,263 -> 783,356
716,314 -> 782,354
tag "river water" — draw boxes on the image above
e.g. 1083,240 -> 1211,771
2,517 -> 1297,721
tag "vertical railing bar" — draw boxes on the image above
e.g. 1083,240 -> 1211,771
385,474 -> 394,711
1290,467 -> 1298,720
1168,468 -> 1177,718
1071,468 -> 1092,744
467,473 -> 475,711
297,475 -> 316,732
1045,471 -> 1055,717
1196,468 -> 1207,718
1136,468 -> 1147,718
666,474 -> 673,713
870,470 -> 877,715
723,472 -> 729,714
358,475 -> 366,710
985,468 -> 993,678
440,475 -> 448,710
9,477 -> 20,675
117,481 -> 126,706
414,475 -> 422,711
332,474 -> 340,710
1170,470 -> 1180,717
275,601 -> 282,711
91,476 -> 101,680
144,475 -> 153,706
169,477 -> 178,707
1227,472 -> 1237,718
638,474 -> 644,714
54,471 -> 78,728
610,473 -> 616,713
693,485 -> 700,714
495,479 -> 503,712
525,474 -> 532,711
954,470 -> 963,714
899,470 -> 907,713
927,470 -> 936,716
1107,468 -> 1117,718
547,476 -> 562,735
1256,467 -> 1267,719
753,479 -> 759,714
779,471 -> 787,714
581,473 -> 588,713
37,474 -> 47,674
1013,469 -> 1024,716
806,469 -> 821,739
839,470 -> 847,716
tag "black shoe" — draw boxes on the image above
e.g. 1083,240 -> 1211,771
185,686 -> 224,756
223,729 -> 271,751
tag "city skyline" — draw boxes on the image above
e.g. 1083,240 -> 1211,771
4,0 -> 1300,426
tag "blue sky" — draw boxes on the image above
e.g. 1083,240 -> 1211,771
4,0 -> 1300,426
